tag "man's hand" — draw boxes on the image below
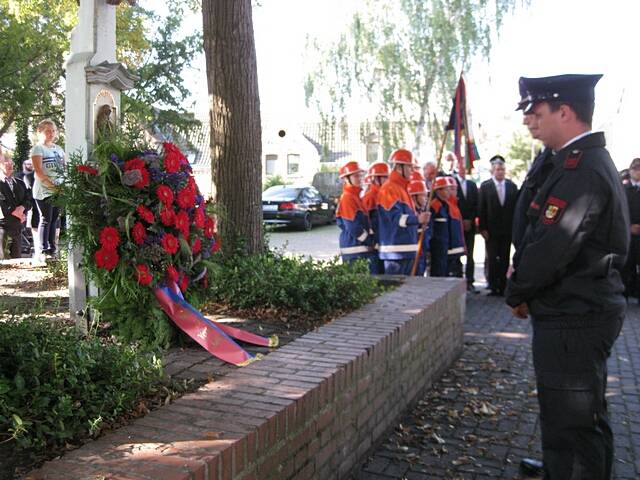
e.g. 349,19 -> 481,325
631,224 -> 640,236
463,219 -> 472,232
507,264 -> 515,279
11,206 -> 25,222
417,211 -> 430,225
511,303 -> 529,319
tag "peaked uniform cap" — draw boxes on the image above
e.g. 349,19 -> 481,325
516,74 -> 602,113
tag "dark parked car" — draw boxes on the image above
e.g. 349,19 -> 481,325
262,185 -> 336,230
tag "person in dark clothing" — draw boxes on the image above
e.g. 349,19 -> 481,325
506,74 -> 628,480
0,152 -> 30,259
479,156 -> 518,295
450,169 -> 479,291
623,157 -> 640,301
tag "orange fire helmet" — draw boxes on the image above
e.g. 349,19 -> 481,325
407,180 -> 428,196
368,162 -> 390,177
339,161 -> 366,178
388,148 -> 414,165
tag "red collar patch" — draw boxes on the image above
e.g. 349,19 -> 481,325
564,149 -> 583,169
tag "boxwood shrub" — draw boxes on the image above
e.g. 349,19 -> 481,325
207,251 -> 379,317
0,318 -> 166,473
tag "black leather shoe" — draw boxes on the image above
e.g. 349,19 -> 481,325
519,458 -> 544,477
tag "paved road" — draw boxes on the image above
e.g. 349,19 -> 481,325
353,295 -> 640,479
267,224 -> 341,261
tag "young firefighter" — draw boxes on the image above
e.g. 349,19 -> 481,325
429,176 -> 452,277
362,162 -> 389,274
444,177 -> 467,276
336,161 -> 375,270
377,149 -> 430,275
407,179 -> 433,276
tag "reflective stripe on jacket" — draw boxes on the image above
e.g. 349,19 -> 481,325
336,184 -> 374,260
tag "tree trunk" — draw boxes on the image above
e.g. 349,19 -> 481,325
202,0 -> 264,255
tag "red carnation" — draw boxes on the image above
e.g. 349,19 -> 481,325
124,157 -> 150,189
135,264 -> 153,286
161,233 -> 179,255
163,152 -> 181,174
136,204 -> 155,224
194,207 -> 205,229
132,221 -> 147,245
176,187 -> 196,210
156,185 -> 174,205
191,237 -> 202,254
160,206 -> 175,226
175,210 -> 190,238
77,164 -> 98,175
211,234 -> 220,253
178,273 -> 189,292
163,142 -> 188,169
204,216 -> 215,238
166,265 -> 180,283
187,176 -> 197,193
99,226 -> 120,250
95,247 -> 119,271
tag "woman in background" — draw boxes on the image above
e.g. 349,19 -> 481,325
31,119 -> 65,259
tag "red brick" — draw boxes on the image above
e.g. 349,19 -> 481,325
221,447 -> 233,480
233,438 -> 246,475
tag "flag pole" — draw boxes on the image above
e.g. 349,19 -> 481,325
411,127 -> 449,276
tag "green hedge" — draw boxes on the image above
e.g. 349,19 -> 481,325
0,319 -> 166,467
207,251 -> 379,317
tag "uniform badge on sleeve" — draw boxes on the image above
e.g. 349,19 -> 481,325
564,149 -> 583,169
542,196 -> 567,225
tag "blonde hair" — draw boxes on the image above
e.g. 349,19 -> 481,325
36,118 -> 57,132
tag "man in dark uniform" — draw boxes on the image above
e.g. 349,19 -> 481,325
506,74 -> 628,480
479,156 -> 518,295
623,158 -> 640,301
0,152 -> 30,259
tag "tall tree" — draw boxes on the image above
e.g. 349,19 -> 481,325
13,118 -> 31,172
305,0 -> 520,159
0,0 -> 200,137
0,0 -> 76,136
202,0 -> 264,255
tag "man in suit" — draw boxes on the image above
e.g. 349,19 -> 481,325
451,168 -> 479,291
0,151 -> 30,259
479,155 -> 518,295
623,158 -> 640,301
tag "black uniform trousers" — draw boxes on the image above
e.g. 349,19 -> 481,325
486,234 -> 510,293
0,218 -> 22,259
623,236 -> 640,299
532,310 -> 624,480
464,229 -> 475,284
447,230 -> 475,283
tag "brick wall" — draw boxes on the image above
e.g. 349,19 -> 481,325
30,277 -> 465,480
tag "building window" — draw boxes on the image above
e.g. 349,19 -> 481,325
287,154 -> 300,175
265,154 -> 277,176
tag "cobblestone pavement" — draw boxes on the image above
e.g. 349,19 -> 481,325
355,294 -> 640,479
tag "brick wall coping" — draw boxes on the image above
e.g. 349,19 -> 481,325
30,276 -> 465,480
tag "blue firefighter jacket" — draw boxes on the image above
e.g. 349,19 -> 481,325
336,184 -> 374,261
377,171 -> 420,260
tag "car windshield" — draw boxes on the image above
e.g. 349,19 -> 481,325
263,186 -> 301,200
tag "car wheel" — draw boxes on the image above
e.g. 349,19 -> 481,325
301,213 -> 312,231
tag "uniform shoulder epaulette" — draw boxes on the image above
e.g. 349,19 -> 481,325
564,149 -> 583,169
